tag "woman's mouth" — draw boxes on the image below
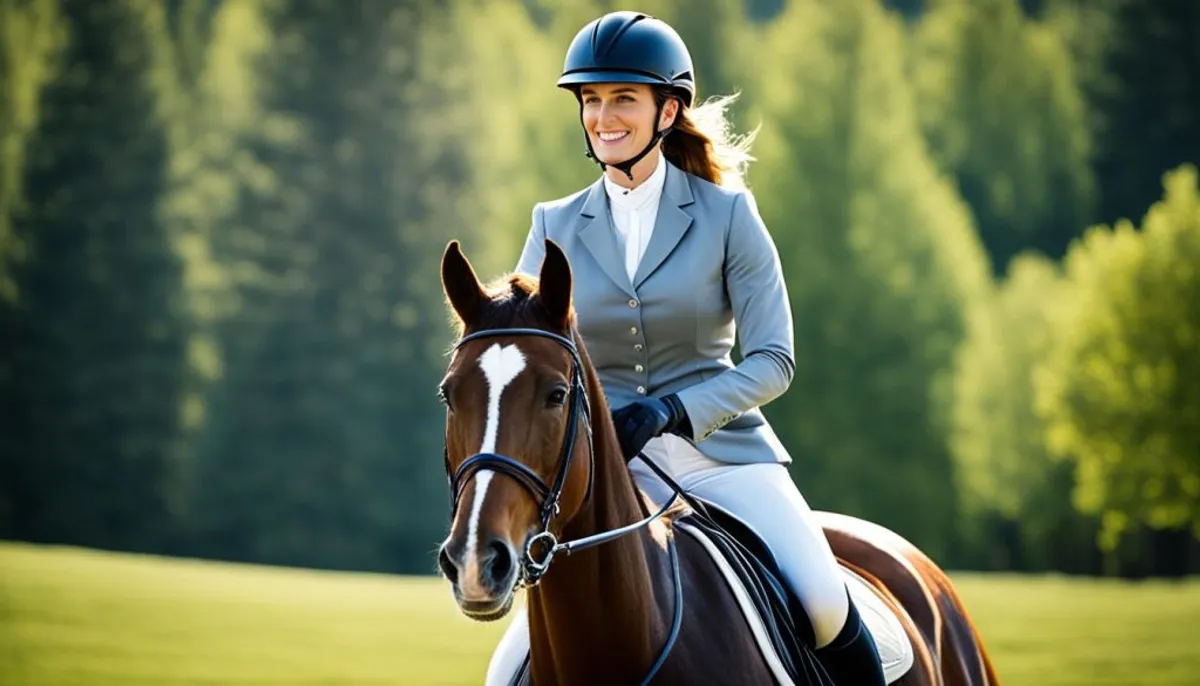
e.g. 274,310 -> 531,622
597,130 -> 629,145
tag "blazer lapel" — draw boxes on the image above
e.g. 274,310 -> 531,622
632,161 -> 695,289
577,178 -> 637,298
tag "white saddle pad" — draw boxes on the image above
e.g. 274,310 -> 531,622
842,565 -> 915,683
676,521 -> 914,685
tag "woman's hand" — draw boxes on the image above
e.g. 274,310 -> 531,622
610,394 -> 690,459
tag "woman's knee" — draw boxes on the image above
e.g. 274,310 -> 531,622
804,583 -> 851,648
682,463 -> 851,647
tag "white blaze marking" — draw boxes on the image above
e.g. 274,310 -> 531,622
464,343 -> 526,577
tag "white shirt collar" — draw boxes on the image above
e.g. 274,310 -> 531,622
603,154 -> 667,211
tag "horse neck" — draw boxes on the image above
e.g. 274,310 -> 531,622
524,331 -> 675,684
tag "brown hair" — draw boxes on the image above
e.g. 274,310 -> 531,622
657,89 -> 758,190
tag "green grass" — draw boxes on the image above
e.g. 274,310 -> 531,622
0,542 -> 508,685
1,542 -> 1198,685
952,573 -> 1200,684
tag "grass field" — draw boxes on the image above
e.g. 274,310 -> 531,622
1,542 -> 1198,685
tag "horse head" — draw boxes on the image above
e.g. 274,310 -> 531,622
435,238 -> 594,622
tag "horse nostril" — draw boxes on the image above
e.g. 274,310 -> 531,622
437,544 -> 459,585
482,537 -> 515,587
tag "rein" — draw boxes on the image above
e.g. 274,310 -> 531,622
442,325 -> 684,683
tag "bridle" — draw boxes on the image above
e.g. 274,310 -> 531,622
442,324 -> 683,685
442,325 -> 679,587
443,325 -> 592,587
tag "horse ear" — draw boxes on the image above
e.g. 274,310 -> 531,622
537,239 -> 573,328
441,240 -> 486,326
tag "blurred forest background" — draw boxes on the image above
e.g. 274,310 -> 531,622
1,0 -> 1197,581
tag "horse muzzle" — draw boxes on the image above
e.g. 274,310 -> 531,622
437,535 -> 519,621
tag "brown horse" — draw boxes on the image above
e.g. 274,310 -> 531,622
435,238 -> 1000,685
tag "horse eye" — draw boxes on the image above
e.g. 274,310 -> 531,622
547,388 -> 567,407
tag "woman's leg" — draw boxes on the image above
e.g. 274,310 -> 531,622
636,457 -> 850,647
691,464 -> 850,646
484,604 -> 529,686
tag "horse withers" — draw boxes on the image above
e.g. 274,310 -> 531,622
434,238 -> 1000,685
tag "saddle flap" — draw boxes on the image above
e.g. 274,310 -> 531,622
676,502 -> 834,686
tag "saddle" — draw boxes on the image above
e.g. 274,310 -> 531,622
507,461 -> 913,685
506,489 -> 832,686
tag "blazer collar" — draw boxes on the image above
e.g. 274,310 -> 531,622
578,159 -> 696,296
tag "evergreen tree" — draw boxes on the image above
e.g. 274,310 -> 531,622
0,0 -> 64,533
164,0 -> 221,93
188,0 -> 494,572
1085,0 -> 1200,228
911,0 -> 1096,274
1,0 -> 188,552
881,0 -> 925,22
443,0 -> 592,268
0,0 -> 62,302
156,0 -> 267,540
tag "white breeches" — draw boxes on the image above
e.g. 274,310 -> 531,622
484,435 -> 850,686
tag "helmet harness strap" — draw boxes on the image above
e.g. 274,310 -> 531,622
580,95 -> 674,182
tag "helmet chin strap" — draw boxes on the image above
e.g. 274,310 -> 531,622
582,99 -> 672,183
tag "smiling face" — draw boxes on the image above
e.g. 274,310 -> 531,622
579,82 -> 679,169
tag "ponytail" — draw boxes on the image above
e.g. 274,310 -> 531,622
658,90 -> 758,191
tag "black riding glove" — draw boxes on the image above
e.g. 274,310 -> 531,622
610,393 -> 692,461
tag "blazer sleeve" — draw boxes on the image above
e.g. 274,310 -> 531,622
673,191 -> 796,441
514,203 -> 547,276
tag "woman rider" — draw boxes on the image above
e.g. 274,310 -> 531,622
491,11 -> 888,686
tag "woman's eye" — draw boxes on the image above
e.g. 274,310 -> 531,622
547,388 -> 567,407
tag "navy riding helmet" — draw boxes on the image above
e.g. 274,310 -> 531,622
557,11 -> 696,180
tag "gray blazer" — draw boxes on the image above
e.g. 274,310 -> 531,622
515,159 -> 795,466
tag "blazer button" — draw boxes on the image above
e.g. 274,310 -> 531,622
634,343 -> 643,351
629,298 -> 639,308
630,326 -> 638,335
635,364 -> 644,373
636,386 -> 646,395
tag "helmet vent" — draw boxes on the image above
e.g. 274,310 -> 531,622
593,13 -> 650,58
